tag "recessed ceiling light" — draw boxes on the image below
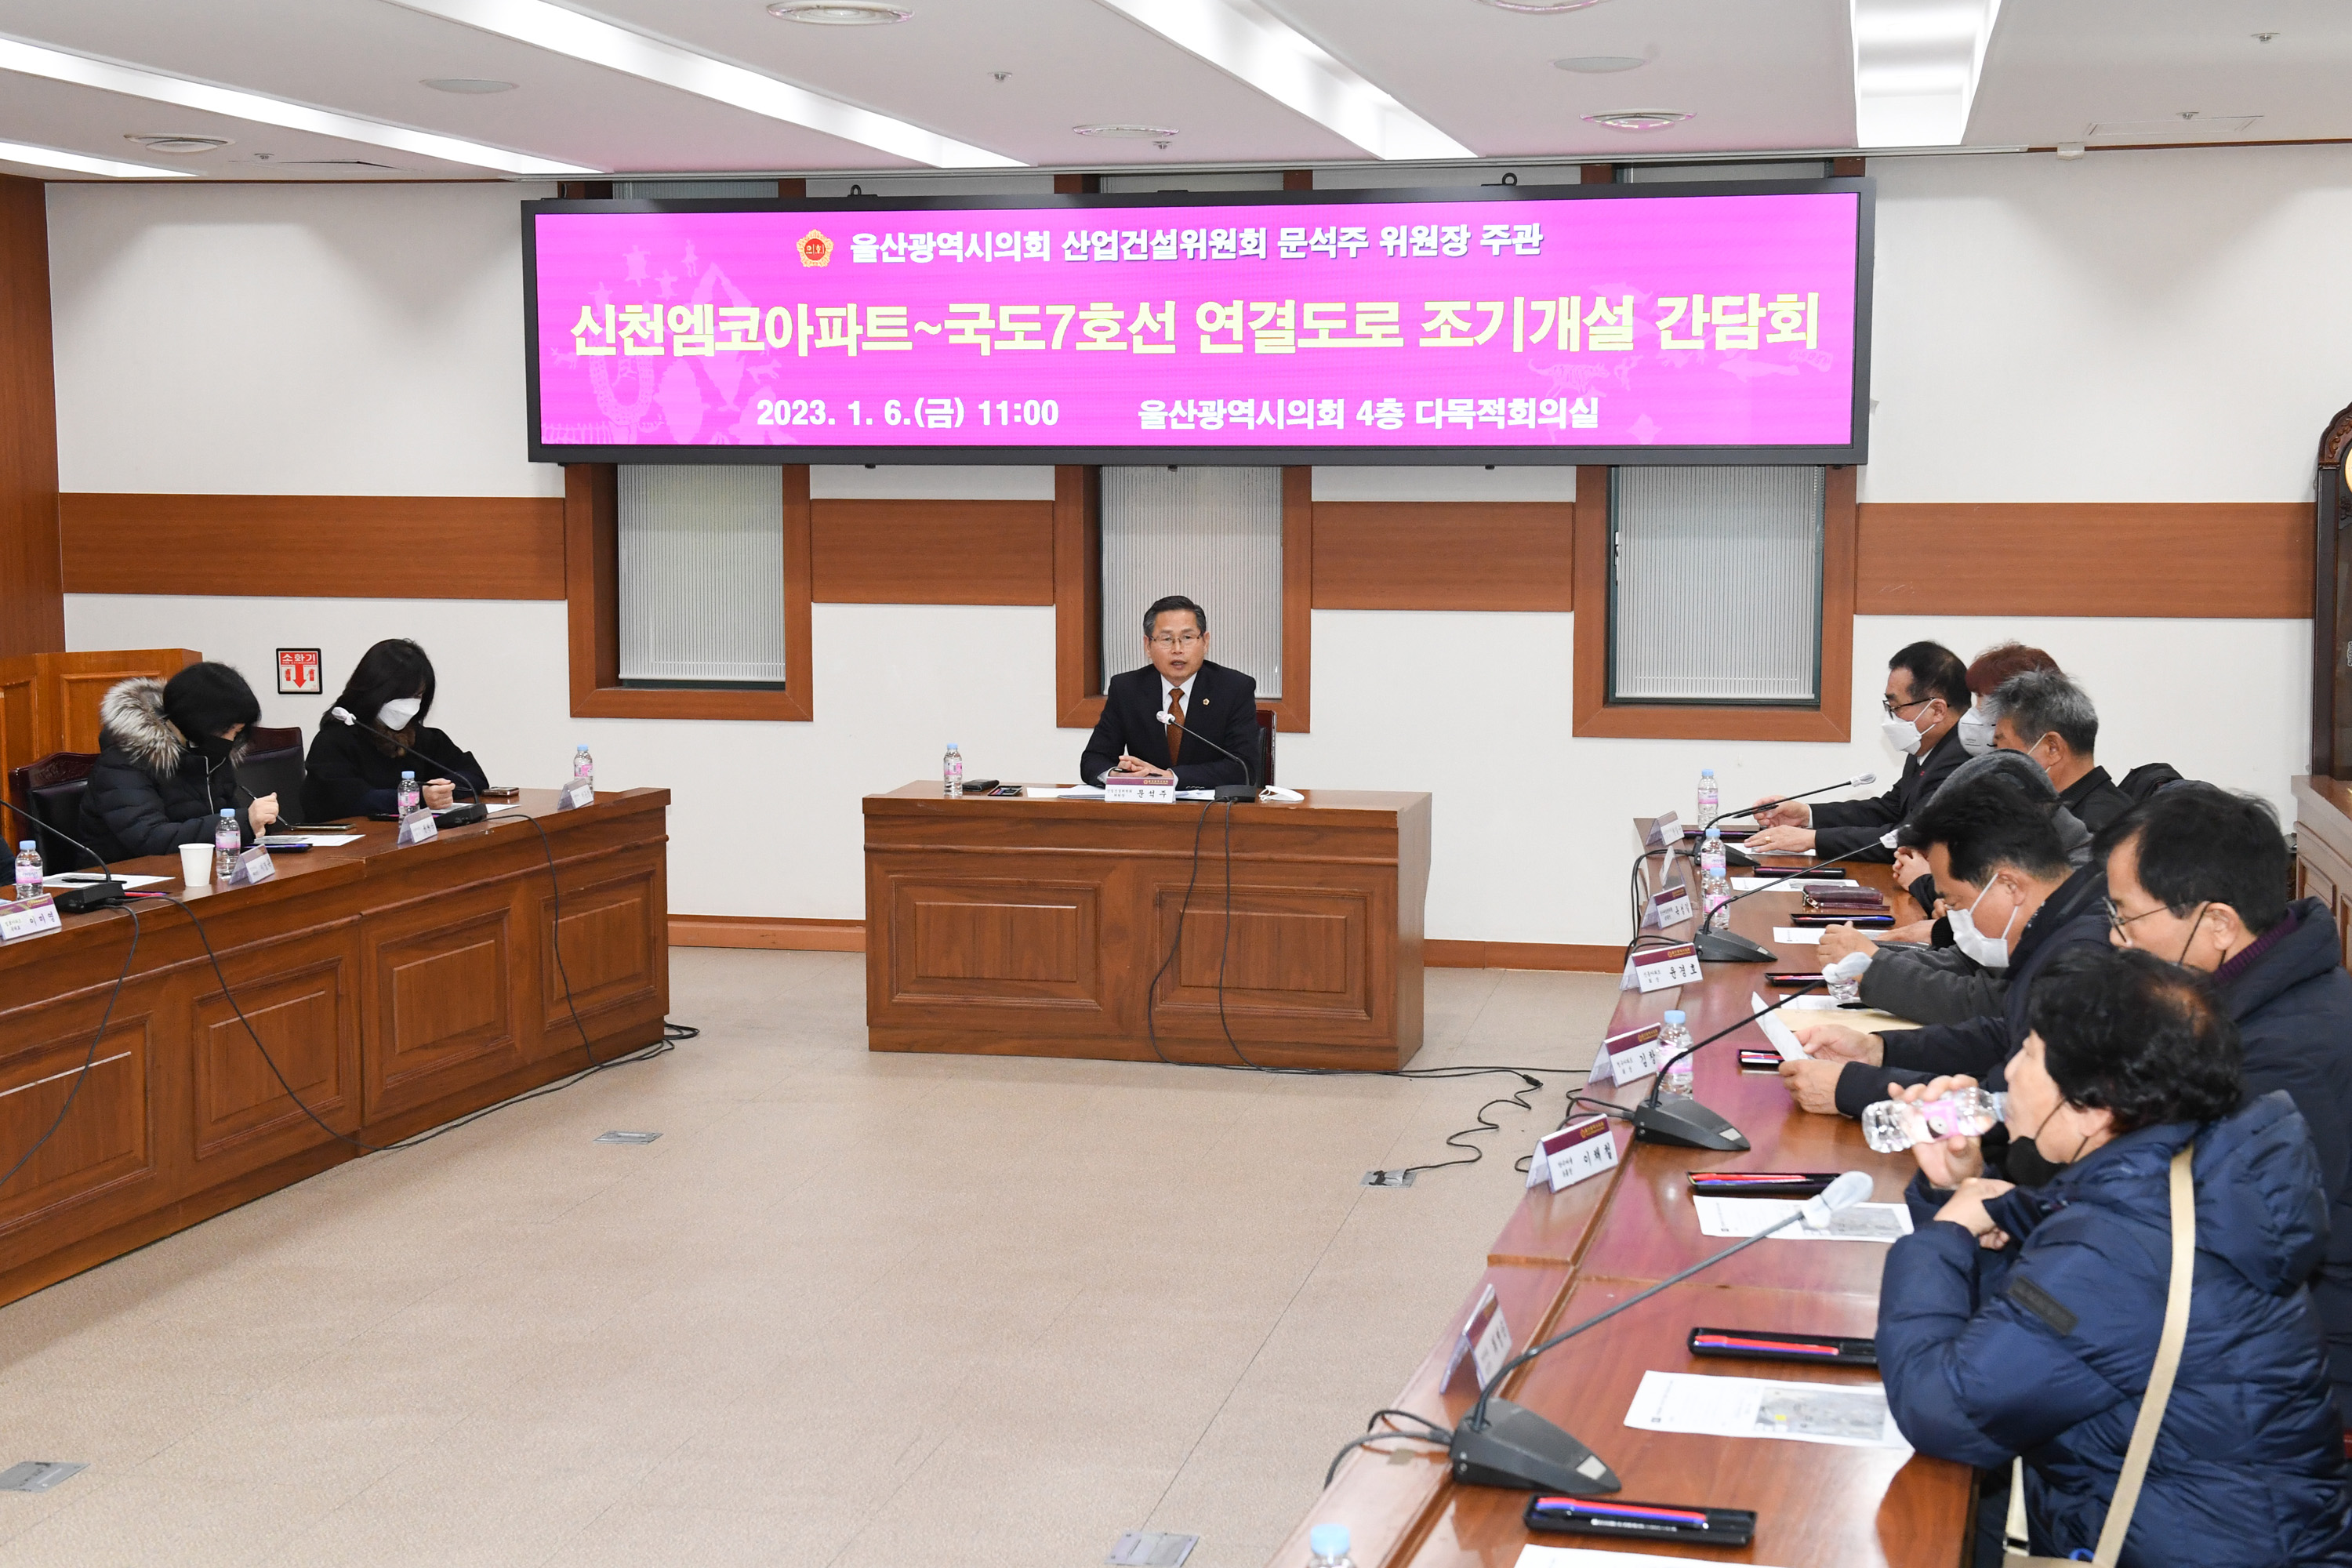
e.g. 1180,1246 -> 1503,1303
1073,123 -> 1180,140
422,78 -> 518,93
766,2 -> 912,22
0,34 -> 592,174
386,0 -> 1013,167
0,138 -> 196,179
1479,0 -> 1609,12
1088,0 -> 1471,161
1553,56 -> 1645,72
1583,110 -> 1690,132
125,133 -> 231,154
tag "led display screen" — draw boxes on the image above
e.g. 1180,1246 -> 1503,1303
524,181 -> 1871,465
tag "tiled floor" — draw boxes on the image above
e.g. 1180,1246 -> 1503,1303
0,951 -> 1619,1566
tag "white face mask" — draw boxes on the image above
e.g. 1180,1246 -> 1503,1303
1948,879 -> 2019,970
1956,706 -> 1996,757
1879,712 -> 1927,756
377,697 -> 423,731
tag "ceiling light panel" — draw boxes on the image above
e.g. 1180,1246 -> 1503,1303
1090,0 -> 1471,159
0,30 -> 594,173
579,0 -> 1370,168
1269,0 -> 1854,158
1963,0 -> 2352,149
1849,0 -> 2002,147
385,0 -> 1018,167
0,136 -> 194,178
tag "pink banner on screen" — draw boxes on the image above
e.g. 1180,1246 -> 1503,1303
529,191 -> 1860,452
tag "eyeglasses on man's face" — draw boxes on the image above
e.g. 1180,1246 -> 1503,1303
1149,632 -> 1203,650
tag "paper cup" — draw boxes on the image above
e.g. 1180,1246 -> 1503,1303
179,843 -> 211,887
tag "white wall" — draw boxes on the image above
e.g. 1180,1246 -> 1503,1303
48,152 -> 2326,946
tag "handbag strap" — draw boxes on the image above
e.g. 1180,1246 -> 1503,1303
2086,1143 -> 2197,1566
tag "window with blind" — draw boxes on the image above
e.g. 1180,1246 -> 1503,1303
1098,466 -> 1283,698
617,465 -> 789,687
1607,466 -> 1825,706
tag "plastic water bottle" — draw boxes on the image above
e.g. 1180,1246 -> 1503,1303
943,742 -> 964,798
13,840 -> 40,904
1699,828 -> 1730,916
1659,1010 -> 1694,1098
395,771 -> 421,818
213,808 -> 240,882
1697,768 -> 1719,828
1306,1523 -> 1356,1568
1861,1089 -> 2007,1153
572,745 -> 594,789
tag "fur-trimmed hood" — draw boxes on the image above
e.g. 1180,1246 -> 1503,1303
99,677 -> 196,774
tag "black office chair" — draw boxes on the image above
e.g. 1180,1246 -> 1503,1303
2118,762 -> 2186,804
7,752 -> 100,873
1254,708 -> 1277,787
235,727 -> 308,823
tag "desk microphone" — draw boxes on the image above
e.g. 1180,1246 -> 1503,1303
1702,772 -> 1878,829
1448,1169 -> 1873,1494
1152,710 -> 1258,803
0,796 -> 129,913
1691,838 -> 1889,964
325,708 -> 488,825
1625,979 -> 1828,1151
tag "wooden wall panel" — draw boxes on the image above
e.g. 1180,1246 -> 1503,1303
810,499 -> 1054,604
1856,502 -> 2310,618
0,175 -> 63,659
61,495 -> 566,599
1312,502 -> 1571,611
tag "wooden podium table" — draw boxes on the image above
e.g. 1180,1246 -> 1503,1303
862,783 -> 1429,1070
1267,845 -> 1972,1568
0,788 -> 670,1309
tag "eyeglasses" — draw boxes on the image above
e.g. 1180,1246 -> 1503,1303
2108,905 -> 2172,942
1880,694 -> 1933,716
1149,633 -> 1203,650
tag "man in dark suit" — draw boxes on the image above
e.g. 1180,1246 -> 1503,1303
1746,640 -> 1972,863
1080,594 -> 1261,792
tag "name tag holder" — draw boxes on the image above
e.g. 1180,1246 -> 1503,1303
1590,1022 -> 1664,1085
1642,879 -> 1693,931
557,779 -> 595,812
0,893 -> 61,943
1526,1114 -> 1621,1193
1441,1283 -> 1515,1395
1105,777 -> 1175,804
225,847 -> 276,887
1642,811 -> 1682,852
397,809 -> 439,847
1622,941 -> 1700,994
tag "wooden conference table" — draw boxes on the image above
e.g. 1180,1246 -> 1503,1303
862,782 -> 1429,1069
0,788 -> 670,1309
1269,833 -> 1973,1568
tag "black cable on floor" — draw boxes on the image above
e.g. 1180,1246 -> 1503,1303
0,904 -> 139,1196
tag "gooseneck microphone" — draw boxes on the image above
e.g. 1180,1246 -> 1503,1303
326,707 -> 488,825
1152,710 -> 1257,803
1624,979 -> 1828,1151
1702,772 -> 1878,829
1444,1169 -> 1874,1494
0,795 -> 130,913
1691,838 -> 1888,964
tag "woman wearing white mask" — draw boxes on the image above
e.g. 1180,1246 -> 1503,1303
303,639 -> 488,819
1778,771 -> 2111,1167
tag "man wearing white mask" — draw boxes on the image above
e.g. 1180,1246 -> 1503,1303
303,638 -> 488,818
1745,641 -> 1970,863
1777,771 -> 2110,1125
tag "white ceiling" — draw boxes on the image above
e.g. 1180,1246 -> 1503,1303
0,0 -> 2338,183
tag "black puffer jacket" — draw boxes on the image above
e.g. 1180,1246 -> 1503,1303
80,678 -> 256,863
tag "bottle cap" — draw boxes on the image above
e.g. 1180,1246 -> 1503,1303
1308,1524 -> 1350,1558
221,808 -> 235,818
401,771 -> 416,779
16,840 -> 32,852
1704,826 -> 1721,839
1664,1009 -> 1686,1025
947,742 -> 960,750
1701,768 -> 1715,776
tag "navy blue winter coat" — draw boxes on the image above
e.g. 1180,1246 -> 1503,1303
2220,898 -> 2352,1425
1878,1092 -> 2352,1566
